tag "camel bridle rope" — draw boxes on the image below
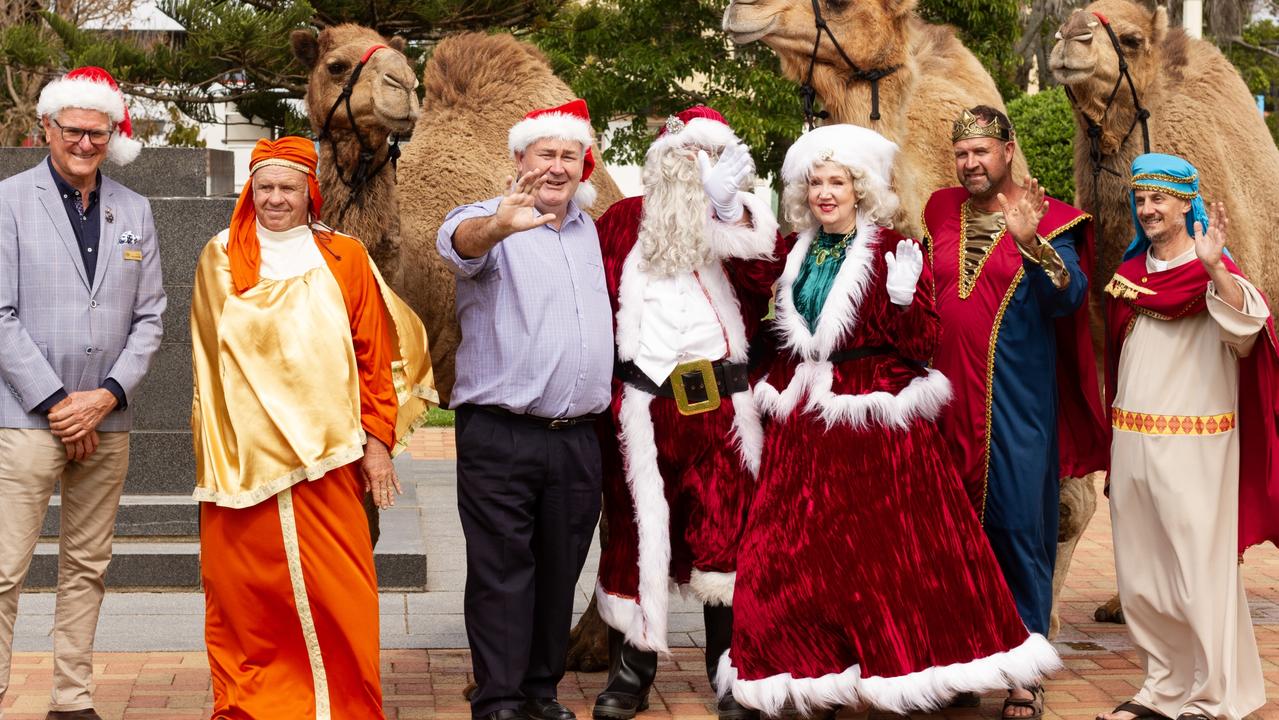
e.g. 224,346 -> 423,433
800,0 -> 900,129
318,43 -> 407,225
1062,11 -> 1153,185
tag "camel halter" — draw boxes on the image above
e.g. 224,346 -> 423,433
1062,12 -> 1153,183
318,44 -> 407,225
799,0 -> 900,128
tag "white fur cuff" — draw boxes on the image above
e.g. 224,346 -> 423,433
690,569 -> 736,607
707,192 -> 779,261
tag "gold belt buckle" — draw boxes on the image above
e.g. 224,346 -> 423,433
669,359 -> 720,416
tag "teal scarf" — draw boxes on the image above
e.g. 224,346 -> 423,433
794,228 -> 855,331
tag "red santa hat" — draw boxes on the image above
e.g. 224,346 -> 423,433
508,99 -> 597,209
648,106 -> 745,160
36,66 -> 142,165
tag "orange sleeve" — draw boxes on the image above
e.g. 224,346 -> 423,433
320,235 -> 397,449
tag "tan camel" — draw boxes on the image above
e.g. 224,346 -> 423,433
396,32 -> 624,405
1050,0 -> 1279,300
292,28 -> 623,405
1050,0 -> 1279,627
291,24 -> 420,283
722,0 -> 1028,234
726,0 -> 1103,638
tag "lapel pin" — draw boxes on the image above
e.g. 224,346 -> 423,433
105,207 -> 114,224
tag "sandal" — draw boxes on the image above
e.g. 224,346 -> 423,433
1096,701 -> 1169,720
1002,686 -> 1044,720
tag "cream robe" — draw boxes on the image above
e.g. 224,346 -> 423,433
1109,250 -> 1269,720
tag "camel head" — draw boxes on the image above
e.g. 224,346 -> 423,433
1049,0 -> 1167,97
291,24 -> 420,142
723,0 -> 915,81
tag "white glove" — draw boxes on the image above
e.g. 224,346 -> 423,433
884,239 -> 924,307
696,143 -> 751,223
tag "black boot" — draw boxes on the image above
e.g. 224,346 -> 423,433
592,629 -> 658,720
704,604 -> 760,720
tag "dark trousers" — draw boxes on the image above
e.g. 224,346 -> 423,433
456,406 -> 603,718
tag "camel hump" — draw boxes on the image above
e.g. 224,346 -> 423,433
424,32 -> 558,108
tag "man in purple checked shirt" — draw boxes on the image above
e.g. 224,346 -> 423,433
436,99 -> 612,720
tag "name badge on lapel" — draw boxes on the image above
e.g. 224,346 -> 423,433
124,249 -> 142,261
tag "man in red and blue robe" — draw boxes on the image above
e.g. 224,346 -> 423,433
922,107 -> 1108,687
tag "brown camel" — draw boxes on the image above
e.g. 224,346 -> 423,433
1051,0 -> 1279,301
292,27 -> 624,406
726,0 -> 1102,638
396,32 -> 624,406
291,24 -> 420,284
722,0 -> 1028,234
1050,0 -> 1279,627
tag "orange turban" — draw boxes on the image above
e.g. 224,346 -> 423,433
228,137 -> 325,294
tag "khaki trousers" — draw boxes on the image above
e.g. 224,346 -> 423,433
0,428 -> 129,715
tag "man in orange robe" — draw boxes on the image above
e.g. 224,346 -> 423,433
189,137 -> 435,720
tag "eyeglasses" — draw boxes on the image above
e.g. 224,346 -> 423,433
50,118 -> 113,146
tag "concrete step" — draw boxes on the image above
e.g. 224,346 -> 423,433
42,494 -> 196,537
0,147 -> 235,197
30,482 -> 429,590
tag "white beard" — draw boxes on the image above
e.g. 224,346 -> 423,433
637,150 -> 713,277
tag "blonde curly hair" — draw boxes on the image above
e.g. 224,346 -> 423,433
781,161 -> 899,233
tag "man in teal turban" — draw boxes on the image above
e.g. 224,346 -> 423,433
1097,152 -> 1278,720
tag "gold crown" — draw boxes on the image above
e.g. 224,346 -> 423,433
951,109 -> 1013,143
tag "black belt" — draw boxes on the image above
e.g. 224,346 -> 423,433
615,359 -> 750,402
463,404 -> 601,430
829,345 -> 926,371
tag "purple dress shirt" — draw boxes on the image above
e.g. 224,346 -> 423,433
437,197 -> 613,418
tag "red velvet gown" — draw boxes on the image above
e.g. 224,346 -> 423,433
721,219 -> 1060,716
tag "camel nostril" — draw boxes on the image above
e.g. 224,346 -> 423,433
381,74 -> 408,91
1073,32 -> 1095,42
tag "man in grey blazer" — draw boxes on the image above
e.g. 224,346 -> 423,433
0,67 -> 163,720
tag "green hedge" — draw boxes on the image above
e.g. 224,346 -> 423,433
1007,87 -> 1076,203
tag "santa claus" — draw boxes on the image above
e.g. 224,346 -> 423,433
591,107 -> 785,720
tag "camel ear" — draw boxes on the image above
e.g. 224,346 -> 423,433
1151,5 -> 1169,45
291,29 -> 320,69
388,36 -> 407,53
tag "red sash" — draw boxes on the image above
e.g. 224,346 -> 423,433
925,187 -> 1108,509
1105,255 -> 1279,553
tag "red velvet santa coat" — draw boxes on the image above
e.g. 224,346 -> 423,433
594,193 -> 785,653
721,217 -> 1060,715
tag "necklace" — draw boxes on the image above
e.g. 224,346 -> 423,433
813,228 -> 856,266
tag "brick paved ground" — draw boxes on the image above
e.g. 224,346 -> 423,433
407,426 -> 456,461
4,428 -> 1278,719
